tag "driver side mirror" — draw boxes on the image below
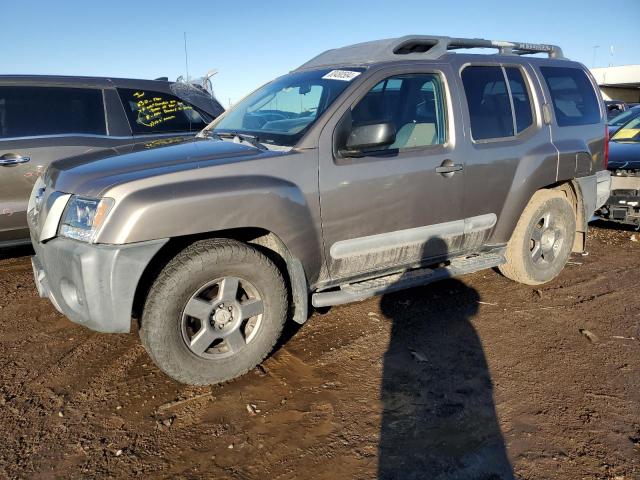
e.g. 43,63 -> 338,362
341,122 -> 396,157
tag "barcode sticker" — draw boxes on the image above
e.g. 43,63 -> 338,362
322,70 -> 361,81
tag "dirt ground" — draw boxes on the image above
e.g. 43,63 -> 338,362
0,223 -> 638,480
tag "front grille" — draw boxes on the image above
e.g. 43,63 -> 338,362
611,209 -> 628,220
611,189 -> 640,196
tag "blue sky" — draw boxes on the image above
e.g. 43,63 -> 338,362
2,0 -> 639,106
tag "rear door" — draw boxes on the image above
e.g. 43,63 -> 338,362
318,66 -> 467,282
0,85 -> 128,244
454,61 -> 557,246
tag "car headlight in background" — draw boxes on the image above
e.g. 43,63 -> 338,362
59,196 -> 114,242
34,187 -> 46,211
27,185 -> 46,230
27,176 -> 46,215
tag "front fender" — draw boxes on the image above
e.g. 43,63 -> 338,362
96,174 -> 323,281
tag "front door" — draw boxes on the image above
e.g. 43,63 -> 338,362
319,67 -> 467,282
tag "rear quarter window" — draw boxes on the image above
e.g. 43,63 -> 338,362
0,86 -> 106,138
540,66 -> 601,127
117,88 -> 208,134
505,67 -> 533,133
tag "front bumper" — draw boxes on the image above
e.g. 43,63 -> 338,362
31,237 -> 168,333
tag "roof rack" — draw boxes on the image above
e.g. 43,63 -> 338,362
296,35 -> 564,71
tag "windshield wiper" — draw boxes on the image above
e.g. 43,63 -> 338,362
209,131 -> 268,151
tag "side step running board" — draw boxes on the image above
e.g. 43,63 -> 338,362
311,252 -> 505,308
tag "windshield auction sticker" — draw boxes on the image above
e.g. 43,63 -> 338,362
322,70 -> 361,81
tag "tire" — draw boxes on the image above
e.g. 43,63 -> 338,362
499,190 -> 576,286
140,239 -> 287,385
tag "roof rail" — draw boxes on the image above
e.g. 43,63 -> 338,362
444,37 -> 564,58
296,35 -> 564,71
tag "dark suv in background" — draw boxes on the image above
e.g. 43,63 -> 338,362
608,105 -> 640,135
0,75 -> 224,246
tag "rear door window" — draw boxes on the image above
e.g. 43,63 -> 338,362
461,66 -> 514,140
505,67 -> 533,133
540,67 -> 601,126
461,65 -> 535,141
117,88 -> 208,134
0,86 -> 106,139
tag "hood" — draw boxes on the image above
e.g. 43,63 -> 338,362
47,137 -> 280,197
608,140 -> 640,171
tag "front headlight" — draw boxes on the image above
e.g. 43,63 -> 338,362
59,196 -> 114,243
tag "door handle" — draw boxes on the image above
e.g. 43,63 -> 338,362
435,159 -> 463,177
0,154 -> 31,166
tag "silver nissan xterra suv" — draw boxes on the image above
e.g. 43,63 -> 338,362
29,36 -> 611,385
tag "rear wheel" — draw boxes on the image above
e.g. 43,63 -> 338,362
499,190 -> 576,285
140,239 -> 287,385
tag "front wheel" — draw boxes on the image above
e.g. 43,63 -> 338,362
140,239 -> 287,385
499,190 -> 576,286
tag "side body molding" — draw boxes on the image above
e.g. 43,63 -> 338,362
330,213 -> 497,260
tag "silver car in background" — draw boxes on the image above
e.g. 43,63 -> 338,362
0,75 -> 223,247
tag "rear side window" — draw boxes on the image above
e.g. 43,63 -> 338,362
117,88 -> 208,134
540,67 -> 601,127
462,66 -> 534,141
0,86 -> 106,139
462,66 -> 514,140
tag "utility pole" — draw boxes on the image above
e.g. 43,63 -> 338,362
609,45 -> 615,67
184,32 -> 190,82
591,45 -> 600,68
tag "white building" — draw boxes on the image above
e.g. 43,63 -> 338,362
590,65 -> 640,103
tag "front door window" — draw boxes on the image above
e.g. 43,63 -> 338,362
350,73 -> 447,150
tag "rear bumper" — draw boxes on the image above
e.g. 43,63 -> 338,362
576,170 -> 610,230
595,169 -> 612,209
31,237 -> 167,333
609,173 -> 640,192
596,172 -> 640,227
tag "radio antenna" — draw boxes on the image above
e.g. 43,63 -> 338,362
183,32 -> 190,81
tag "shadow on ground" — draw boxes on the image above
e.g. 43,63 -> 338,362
590,219 -> 638,232
378,238 -> 514,479
0,244 -> 33,261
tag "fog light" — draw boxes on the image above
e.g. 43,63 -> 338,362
60,279 -> 83,312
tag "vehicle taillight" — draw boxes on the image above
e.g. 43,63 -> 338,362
604,126 -> 609,170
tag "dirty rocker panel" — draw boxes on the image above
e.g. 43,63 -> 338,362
312,248 -> 506,307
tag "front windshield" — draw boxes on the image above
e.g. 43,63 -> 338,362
212,68 -> 364,147
611,116 -> 640,143
609,107 -> 639,126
